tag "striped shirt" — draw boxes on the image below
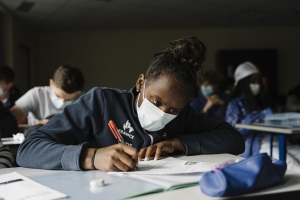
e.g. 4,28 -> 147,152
0,141 -> 14,168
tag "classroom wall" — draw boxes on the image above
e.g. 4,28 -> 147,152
12,16 -> 38,94
0,4 -> 38,95
0,4 -> 13,67
37,26 -> 300,95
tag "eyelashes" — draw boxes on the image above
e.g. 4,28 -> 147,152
151,98 -> 180,115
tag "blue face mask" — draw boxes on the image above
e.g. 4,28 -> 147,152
0,88 -> 4,96
201,86 -> 213,97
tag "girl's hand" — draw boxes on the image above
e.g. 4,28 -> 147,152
80,144 -> 138,172
138,138 -> 184,161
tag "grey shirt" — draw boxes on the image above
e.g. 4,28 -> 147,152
15,86 -> 82,125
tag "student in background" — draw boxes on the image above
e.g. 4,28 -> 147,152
17,36 -> 244,172
0,101 -> 18,137
0,65 -> 21,109
10,64 -> 85,126
222,61 -> 300,172
0,101 -> 16,167
286,83 -> 300,112
189,69 -> 228,120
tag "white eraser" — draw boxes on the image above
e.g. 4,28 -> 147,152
90,179 -> 105,187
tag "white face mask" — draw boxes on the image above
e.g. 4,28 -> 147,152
50,91 -> 73,109
249,83 -> 260,96
0,88 -> 4,96
136,80 -> 177,132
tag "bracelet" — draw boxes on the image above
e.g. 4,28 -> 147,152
92,148 -> 99,169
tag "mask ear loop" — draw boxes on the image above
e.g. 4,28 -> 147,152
136,93 -> 140,109
136,79 -> 146,110
143,79 -> 146,99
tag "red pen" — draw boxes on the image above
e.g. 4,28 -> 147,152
108,120 -> 138,169
108,120 -> 125,144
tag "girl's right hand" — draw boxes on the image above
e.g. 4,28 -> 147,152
90,144 -> 138,172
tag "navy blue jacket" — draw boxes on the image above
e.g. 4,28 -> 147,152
17,87 -> 244,170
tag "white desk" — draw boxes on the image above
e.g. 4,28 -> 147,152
1,154 -> 300,200
235,123 -> 300,161
2,137 -> 23,145
235,123 -> 300,134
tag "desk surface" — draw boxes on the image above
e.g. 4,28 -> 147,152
1,137 -> 23,145
235,123 -> 300,134
0,154 -> 300,200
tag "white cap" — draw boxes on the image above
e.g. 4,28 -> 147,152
90,179 -> 105,187
234,61 -> 259,86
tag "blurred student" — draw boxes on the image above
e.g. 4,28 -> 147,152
17,37 -> 244,171
0,101 -> 18,137
189,69 -> 228,120
0,66 -> 21,109
10,64 -> 85,126
0,101 -> 16,167
223,61 -> 300,172
286,83 -> 300,112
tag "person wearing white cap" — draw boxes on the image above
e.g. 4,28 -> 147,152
222,61 -> 300,173
234,61 -> 259,85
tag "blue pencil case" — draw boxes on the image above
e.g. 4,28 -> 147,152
199,153 -> 287,197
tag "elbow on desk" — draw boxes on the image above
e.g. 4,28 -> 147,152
16,139 -> 31,168
218,122 -> 245,155
224,126 -> 245,155
16,137 -> 44,168
233,129 -> 245,155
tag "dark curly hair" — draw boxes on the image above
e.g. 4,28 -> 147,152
145,36 -> 206,94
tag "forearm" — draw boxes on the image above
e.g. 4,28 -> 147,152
178,122 -> 245,155
17,132 -> 90,170
10,106 -> 25,122
202,102 -> 212,113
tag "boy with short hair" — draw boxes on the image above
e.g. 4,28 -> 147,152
10,64 -> 85,125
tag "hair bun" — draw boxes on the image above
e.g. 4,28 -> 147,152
169,36 -> 206,72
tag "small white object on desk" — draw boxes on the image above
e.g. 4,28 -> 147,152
90,179 -> 105,187
12,133 -> 25,141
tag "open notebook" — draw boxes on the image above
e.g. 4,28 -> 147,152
27,157 -> 233,199
107,157 -> 229,198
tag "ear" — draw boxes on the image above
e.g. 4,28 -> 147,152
49,79 -> 54,86
135,74 -> 145,93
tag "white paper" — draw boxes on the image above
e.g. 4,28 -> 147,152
110,159 -> 217,175
115,173 -> 204,190
108,157 -> 212,190
0,172 -> 67,200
